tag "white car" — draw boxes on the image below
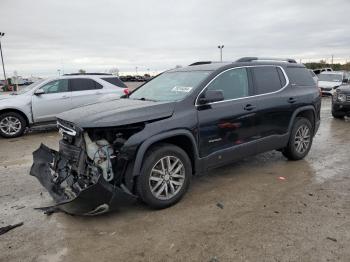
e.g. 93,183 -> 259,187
0,73 -> 128,138
318,71 -> 350,95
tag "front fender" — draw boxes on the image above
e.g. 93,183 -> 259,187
130,129 -> 199,178
0,98 -> 33,124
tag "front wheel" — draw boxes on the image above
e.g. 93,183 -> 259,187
136,143 -> 192,209
282,117 -> 313,161
0,112 -> 27,138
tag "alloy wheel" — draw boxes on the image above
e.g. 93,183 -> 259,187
149,155 -> 185,200
0,116 -> 22,136
294,124 -> 311,154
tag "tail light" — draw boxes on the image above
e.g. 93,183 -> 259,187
123,88 -> 129,95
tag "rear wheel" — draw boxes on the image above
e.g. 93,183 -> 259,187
282,117 -> 313,161
0,112 -> 26,138
136,143 -> 191,209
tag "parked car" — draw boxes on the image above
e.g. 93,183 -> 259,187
30,57 -> 321,215
318,71 -> 350,95
0,74 -> 128,138
134,75 -> 145,82
313,67 -> 333,75
332,85 -> 350,118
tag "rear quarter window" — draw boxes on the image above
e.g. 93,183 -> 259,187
287,67 -> 315,86
251,66 -> 283,95
101,77 -> 127,88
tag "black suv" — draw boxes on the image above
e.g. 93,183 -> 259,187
332,85 -> 350,118
30,57 -> 321,215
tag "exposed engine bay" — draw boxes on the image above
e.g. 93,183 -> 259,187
30,119 -> 144,215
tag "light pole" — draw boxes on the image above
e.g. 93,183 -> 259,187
0,32 -> 7,85
218,45 -> 224,62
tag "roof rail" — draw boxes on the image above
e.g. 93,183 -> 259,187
63,73 -> 113,76
236,57 -> 297,63
189,61 -> 212,66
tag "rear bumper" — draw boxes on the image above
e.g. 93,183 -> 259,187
30,144 -> 136,215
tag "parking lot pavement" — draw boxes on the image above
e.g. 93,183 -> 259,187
0,97 -> 349,261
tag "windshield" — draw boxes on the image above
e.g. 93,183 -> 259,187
318,74 -> 342,82
15,79 -> 46,94
129,71 -> 211,102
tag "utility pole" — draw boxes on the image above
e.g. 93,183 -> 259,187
0,32 -> 7,85
331,54 -> 334,65
218,45 -> 224,62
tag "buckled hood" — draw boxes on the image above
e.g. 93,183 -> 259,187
57,98 -> 176,128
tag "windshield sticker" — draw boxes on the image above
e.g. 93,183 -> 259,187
171,86 -> 193,93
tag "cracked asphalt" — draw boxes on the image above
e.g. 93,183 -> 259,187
0,97 -> 349,262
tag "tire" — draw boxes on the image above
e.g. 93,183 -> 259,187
332,111 -> 345,119
0,112 -> 27,138
282,117 -> 313,161
136,143 -> 192,209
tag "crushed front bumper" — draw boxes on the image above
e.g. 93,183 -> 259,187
30,144 -> 136,215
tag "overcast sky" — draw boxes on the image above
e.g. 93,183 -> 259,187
1,0 -> 350,77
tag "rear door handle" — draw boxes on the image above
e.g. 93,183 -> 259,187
244,104 -> 256,111
61,95 -> 70,99
288,97 -> 297,104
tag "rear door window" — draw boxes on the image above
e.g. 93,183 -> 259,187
70,78 -> 102,91
101,77 -> 127,88
287,67 -> 315,86
251,67 -> 283,95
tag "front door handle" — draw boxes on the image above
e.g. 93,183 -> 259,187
288,97 -> 297,104
61,95 -> 70,99
244,104 -> 256,111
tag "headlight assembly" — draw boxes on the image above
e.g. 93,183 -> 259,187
337,93 -> 347,102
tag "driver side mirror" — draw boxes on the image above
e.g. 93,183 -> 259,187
34,88 -> 45,95
198,90 -> 224,105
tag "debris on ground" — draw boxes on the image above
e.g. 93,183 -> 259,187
0,222 -> 24,236
209,256 -> 219,262
274,211 -> 280,214
278,176 -> 286,180
10,205 -> 25,210
34,206 -> 61,216
308,193 -> 314,196
216,202 -> 224,209
326,237 -> 337,242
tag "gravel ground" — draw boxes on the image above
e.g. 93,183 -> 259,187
0,97 -> 350,262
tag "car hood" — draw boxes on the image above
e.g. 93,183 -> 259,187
318,81 -> 342,88
58,98 -> 176,128
336,85 -> 350,93
0,93 -> 20,100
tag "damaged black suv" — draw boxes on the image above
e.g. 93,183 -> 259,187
30,57 -> 321,215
